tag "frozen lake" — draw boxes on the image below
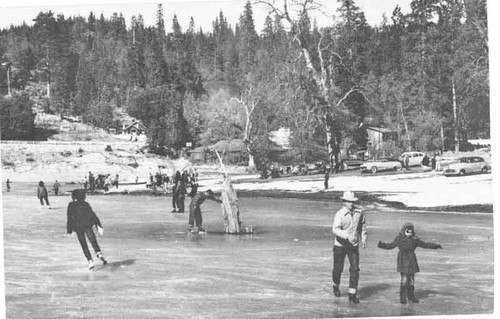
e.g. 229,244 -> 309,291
2,188 -> 494,318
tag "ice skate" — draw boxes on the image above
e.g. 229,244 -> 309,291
333,285 -> 341,297
97,252 -> 108,265
348,294 -> 360,304
407,285 -> 419,303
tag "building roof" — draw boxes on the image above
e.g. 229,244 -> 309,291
123,121 -> 148,131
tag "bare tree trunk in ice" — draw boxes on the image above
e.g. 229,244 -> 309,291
216,151 -> 246,234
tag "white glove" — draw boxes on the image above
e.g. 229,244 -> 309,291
97,227 -> 104,235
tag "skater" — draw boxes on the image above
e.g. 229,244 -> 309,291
88,171 -> 95,191
53,180 -> 61,196
114,174 -> 119,189
378,222 -> 442,304
171,171 -> 181,212
188,189 -> 222,233
6,178 -> 10,192
67,189 -> 108,270
83,175 -> 88,191
37,181 -> 51,209
176,171 -> 189,212
331,191 -> 367,303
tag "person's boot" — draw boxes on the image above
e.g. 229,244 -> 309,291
348,294 -> 360,303
97,252 -> 108,265
400,284 -> 407,304
407,285 -> 419,303
333,285 -> 341,297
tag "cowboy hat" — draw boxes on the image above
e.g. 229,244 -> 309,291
341,191 -> 358,202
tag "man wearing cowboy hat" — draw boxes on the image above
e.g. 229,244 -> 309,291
332,191 -> 367,303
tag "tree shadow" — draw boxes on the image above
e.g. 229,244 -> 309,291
102,259 -> 136,272
358,283 -> 392,299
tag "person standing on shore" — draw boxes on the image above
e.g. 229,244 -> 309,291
6,178 -> 11,192
67,189 -> 108,270
53,180 -> 61,196
331,191 -> 367,303
37,181 -> 51,209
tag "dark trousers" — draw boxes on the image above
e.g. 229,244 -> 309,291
172,188 -> 178,210
39,195 -> 50,206
54,188 -> 59,195
76,228 -> 101,261
332,245 -> 360,293
177,194 -> 185,212
188,205 -> 202,227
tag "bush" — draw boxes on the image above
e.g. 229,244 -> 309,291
2,159 -> 15,167
78,148 -> 84,153
105,145 -> 113,152
0,93 -> 36,140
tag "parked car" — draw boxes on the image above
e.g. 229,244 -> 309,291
360,158 -> 402,173
399,151 -> 426,167
443,156 -> 491,177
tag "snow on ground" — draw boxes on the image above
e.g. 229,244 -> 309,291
1,139 -> 493,209
195,171 -> 493,208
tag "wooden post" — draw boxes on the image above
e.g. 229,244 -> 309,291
215,150 -> 250,234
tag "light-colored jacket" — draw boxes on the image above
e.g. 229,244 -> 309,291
332,205 -> 367,247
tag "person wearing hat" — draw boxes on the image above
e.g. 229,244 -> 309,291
332,191 -> 367,303
187,189 -> 222,233
67,189 -> 108,270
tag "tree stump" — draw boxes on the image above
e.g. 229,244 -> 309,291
220,174 -> 242,234
216,150 -> 252,234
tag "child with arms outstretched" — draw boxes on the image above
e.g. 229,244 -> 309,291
378,222 -> 442,304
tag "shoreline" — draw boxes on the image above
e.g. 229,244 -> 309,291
54,187 -> 493,214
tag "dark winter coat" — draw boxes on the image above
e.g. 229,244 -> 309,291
66,200 -> 103,234
189,192 -> 221,210
378,222 -> 441,275
37,185 -> 48,198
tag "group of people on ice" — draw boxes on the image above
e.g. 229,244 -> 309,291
332,191 -> 442,304
36,165 -> 443,306
82,171 -> 119,193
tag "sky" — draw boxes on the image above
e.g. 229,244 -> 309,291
0,0 -> 414,31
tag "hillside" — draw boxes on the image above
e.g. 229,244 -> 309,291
1,112 -> 193,183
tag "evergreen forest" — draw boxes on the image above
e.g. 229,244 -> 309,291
0,0 -> 489,168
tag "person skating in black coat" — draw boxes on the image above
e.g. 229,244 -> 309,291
378,222 -> 442,304
67,189 -> 108,269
